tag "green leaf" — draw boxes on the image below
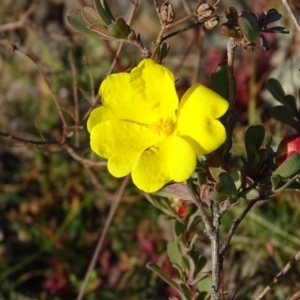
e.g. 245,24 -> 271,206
186,211 -> 202,232
93,0 -> 115,25
271,106 -> 299,130
238,10 -> 259,42
271,174 -> 281,190
265,78 -> 286,104
174,219 -> 185,237
209,166 -> 225,182
245,125 -> 265,166
154,183 -> 192,200
179,283 -> 191,300
88,23 -> 116,40
221,23 -> 242,39
167,241 -> 184,273
211,63 -> 229,100
225,7 -> 239,24
216,172 -> 238,197
210,189 -> 228,202
194,256 -> 207,277
157,42 -> 170,63
66,9 -> 105,38
229,166 -> 243,189
284,95 -> 298,115
273,152 -> 300,178
146,262 -> 181,292
144,194 -> 178,218
81,6 -> 106,26
242,188 -> 259,200
108,18 -> 130,39
197,275 -> 211,300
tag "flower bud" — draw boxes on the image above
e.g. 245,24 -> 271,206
276,134 -> 300,165
160,1 -> 175,24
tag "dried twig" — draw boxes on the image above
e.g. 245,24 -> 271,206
76,175 -> 130,300
219,199 -> 259,257
254,250 -> 300,300
0,0 -> 39,32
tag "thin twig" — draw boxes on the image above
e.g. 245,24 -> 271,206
222,37 -> 238,158
219,199 -> 258,257
76,175 -> 130,300
186,181 -> 221,299
69,52 -> 80,147
288,290 -> 300,300
281,0 -> 300,31
0,0 -> 39,32
0,131 -> 57,145
254,250 -> 300,300
152,0 -> 162,24
11,45 -> 68,132
62,142 -> 107,168
106,0 -> 139,75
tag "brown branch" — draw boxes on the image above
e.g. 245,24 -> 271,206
219,199 -> 258,257
222,37 -> 239,158
0,0 -> 39,32
254,250 -> 300,300
10,45 -> 68,132
76,175 -> 130,300
0,130 -> 57,145
288,290 -> 300,300
186,181 -> 221,299
62,142 -> 107,168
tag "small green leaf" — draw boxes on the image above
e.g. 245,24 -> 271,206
66,9 -> 105,38
209,166 -> 225,182
242,188 -> 260,200
271,106 -> 298,130
271,174 -> 281,190
273,152 -> 300,178
265,78 -> 286,104
146,262 -> 181,292
216,172 -> 238,197
179,283 -> 191,300
88,23 -> 115,40
221,23 -> 242,39
197,275 -> 211,300
238,10 -> 259,42
108,18 -> 130,39
230,166 -> 243,189
154,183 -> 193,200
210,189 -> 228,202
144,194 -> 178,218
225,7 -> 239,24
174,219 -> 186,237
157,42 -> 170,63
211,63 -> 229,100
186,211 -> 202,232
245,125 -> 265,166
93,0 -> 115,25
167,241 -> 184,272
81,6 -> 106,26
245,125 -> 265,151
194,256 -> 207,277
285,95 -> 298,115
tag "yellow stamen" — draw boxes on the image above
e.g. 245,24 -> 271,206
150,118 -> 174,136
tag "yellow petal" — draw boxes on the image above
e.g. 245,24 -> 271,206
132,136 -> 196,192
176,84 -> 228,154
88,59 -> 179,133
129,59 -> 178,114
90,120 -> 158,177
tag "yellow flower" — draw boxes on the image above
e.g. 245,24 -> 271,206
88,59 -> 228,193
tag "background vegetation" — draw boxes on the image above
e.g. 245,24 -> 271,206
0,0 -> 300,299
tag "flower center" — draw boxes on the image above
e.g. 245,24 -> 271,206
150,118 -> 174,136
